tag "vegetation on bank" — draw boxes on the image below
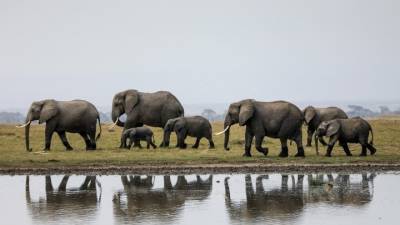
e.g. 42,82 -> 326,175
0,118 -> 399,168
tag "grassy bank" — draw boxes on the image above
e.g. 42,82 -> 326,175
0,118 -> 399,169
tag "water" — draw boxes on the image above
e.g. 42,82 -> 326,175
0,173 -> 399,225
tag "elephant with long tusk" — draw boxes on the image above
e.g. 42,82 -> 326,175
217,99 -> 305,158
18,99 -> 102,152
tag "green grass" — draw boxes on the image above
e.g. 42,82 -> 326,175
0,118 -> 400,168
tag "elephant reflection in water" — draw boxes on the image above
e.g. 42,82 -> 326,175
113,175 -> 213,223
225,175 -> 305,222
224,173 -> 376,222
307,173 -> 376,205
25,176 -> 101,223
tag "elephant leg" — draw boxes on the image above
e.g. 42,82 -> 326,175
340,141 -> 352,156
325,136 -> 338,157
243,127 -> 253,157
58,175 -> 70,192
58,131 -> 73,150
177,131 -> 187,149
360,144 -> 368,157
279,138 -> 289,158
88,129 -> 97,150
255,135 -> 268,156
367,143 -> 377,155
134,139 -> 142,148
306,128 -> 314,147
293,132 -> 305,157
79,132 -> 92,150
149,138 -> 157,149
44,125 -> 55,151
208,137 -> 215,149
325,145 -> 334,157
192,138 -> 201,149
45,176 -> 54,192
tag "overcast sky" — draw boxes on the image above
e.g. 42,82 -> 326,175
0,0 -> 399,111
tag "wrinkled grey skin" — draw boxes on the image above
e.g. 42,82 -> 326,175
24,99 -> 101,151
111,89 -> 184,148
303,106 -> 348,147
223,99 -> 304,157
121,127 -> 157,149
315,117 -> 377,157
163,116 -> 215,149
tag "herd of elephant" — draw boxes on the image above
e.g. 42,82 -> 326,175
17,89 -> 377,157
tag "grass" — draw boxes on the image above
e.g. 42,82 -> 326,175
0,118 -> 400,168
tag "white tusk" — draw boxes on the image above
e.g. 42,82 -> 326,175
108,118 -> 119,130
16,121 -> 31,128
214,125 -> 230,136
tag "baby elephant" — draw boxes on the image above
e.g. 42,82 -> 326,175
121,127 -> 157,149
315,117 -> 377,157
162,116 -> 215,149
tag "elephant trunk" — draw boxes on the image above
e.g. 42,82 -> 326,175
24,115 -> 32,152
223,118 -> 232,151
315,134 -> 319,156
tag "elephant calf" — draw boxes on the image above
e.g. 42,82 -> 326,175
315,117 -> 377,157
121,127 -> 157,149
162,116 -> 215,149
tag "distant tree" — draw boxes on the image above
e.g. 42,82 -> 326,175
0,112 -> 25,124
379,106 -> 391,115
99,112 -> 111,123
201,109 -> 218,121
347,105 -> 378,118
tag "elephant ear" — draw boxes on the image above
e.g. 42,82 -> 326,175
39,100 -> 58,124
125,90 -> 139,114
326,121 -> 340,137
304,106 -> 316,124
239,101 -> 254,126
174,119 -> 185,131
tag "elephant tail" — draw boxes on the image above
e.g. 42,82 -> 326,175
152,134 -> 156,144
369,126 -> 374,145
96,116 -> 102,141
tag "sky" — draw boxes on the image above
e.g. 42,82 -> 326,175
0,0 -> 399,112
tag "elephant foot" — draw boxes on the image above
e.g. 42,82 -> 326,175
86,147 -> 95,151
66,147 -> 73,151
242,152 -> 252,157
306,144 -> 312,147
370,148 -> 377,155
279,147 -> 289,158
257,147 -> 268,156
209,146 -> 215,150
359,153 -> 367,157
295,147 -> 305,157
43,148 -> 50,152
192,145 -> 199,149
346,153 -> 353,156
325,153 -> 332,157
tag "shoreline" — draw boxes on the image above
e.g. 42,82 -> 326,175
1,163 -> 400,175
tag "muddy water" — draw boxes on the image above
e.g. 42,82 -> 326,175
0,173 -> 398,225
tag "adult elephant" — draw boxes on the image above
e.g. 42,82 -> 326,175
217,99 -> 304,157
110,89 -> 184,148
303,106 -> 348,148
18,99 -> 101,151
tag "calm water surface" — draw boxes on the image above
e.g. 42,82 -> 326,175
0,173 -> 399,225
